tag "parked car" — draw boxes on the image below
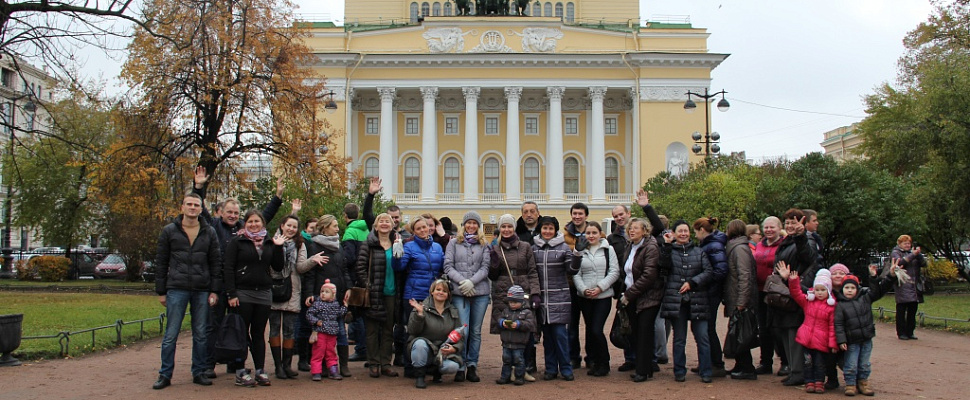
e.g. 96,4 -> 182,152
141,261 -> 155,283
94,254 -> 128,279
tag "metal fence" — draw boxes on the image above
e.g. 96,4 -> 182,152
21,313 -> 165,357
873,306 -> 970,330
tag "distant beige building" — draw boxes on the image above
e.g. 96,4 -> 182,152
821,123 -> 863,161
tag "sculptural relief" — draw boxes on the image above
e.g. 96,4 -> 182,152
512,27 -> 564,53
423,27 -> 472,53
470,30 -> 513,53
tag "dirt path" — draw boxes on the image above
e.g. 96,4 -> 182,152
1,313 -> 965,400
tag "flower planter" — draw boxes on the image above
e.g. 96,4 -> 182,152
0,314 -> 24,366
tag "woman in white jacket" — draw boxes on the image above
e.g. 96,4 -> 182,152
571,221 -> 620,377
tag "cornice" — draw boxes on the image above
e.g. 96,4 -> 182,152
311,52 -> 728,69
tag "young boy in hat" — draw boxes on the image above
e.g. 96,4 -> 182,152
496,285 -> 536,386
834,269 -> 894,396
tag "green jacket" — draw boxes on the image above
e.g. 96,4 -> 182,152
342,219 -> 369,242
407,297 -> 465,367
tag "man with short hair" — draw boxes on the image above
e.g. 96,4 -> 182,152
563,202 -> 589,369
802,209 -> 824,266
153,193 -> 222,390
515,201 -> 541,245
342,177 -> 381,363
212,201 -> 224,219
387,205 -> 412,241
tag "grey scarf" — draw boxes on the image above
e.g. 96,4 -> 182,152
312,234 -> 341,252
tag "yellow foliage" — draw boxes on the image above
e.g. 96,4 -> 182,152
926,257 -> 960,283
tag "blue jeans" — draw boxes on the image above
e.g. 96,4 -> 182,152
160,290 -> 210,379
542,323 -> 572,376
452,294 -> 490,369
670,305 -> 711,378
410,339 -> 460,374
350,315 -> 366,354
803,348 -> 827,383
842,340 -> 872,386
501,347 -> 526,379
655,316 -> 669,361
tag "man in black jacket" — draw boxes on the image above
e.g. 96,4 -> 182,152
153,193 -> 223,390
515,201 -> 541,245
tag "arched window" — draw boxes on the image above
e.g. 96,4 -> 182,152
444,1 -> 452,16
555,2 -> 563,18
533,2 -> 541,16
564,157 -> 579,194
566,2 -> 575,22
421,2 -> 430,17
404,157 -> 420,194
544,2 -> 552,17
432,2 -> 441,16
523,157 -> 540,194
410,2 -> 419,23
364,157 -> 379,178
444,157 -> 460,193
484,157 -> 500,194
605,157 -> 619,194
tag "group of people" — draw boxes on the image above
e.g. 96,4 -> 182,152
152,169 -> 927,396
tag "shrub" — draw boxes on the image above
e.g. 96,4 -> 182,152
15,259 -> 35,281
29,256 -> 71,282
926,256 -> 960,283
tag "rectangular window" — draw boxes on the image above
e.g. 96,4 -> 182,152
405,117 -> 420,135
605,117 -> 618,135
1,69 -> 12,88
445,116 -> 459,135
365,117 -> 379,135
525,117 -> 538,135
485,117 -> 499,135
565,117 -> 578,135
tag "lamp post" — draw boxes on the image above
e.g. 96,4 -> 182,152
683,88 -> 730,163
1,94 -> 37,278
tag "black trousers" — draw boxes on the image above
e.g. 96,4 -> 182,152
628,304 -> 660,377
896,302 -> 919,337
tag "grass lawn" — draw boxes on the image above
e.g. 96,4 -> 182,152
0,279 -> 154,289
0,292 -> 188,359
873,293 -> 970,334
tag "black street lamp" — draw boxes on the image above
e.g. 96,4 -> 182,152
1,94 -> 37,278
684,88 -> 730,162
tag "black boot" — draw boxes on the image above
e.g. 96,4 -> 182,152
297,338 -> 311,372
337,345 -> 352,377
525,346 -> 537,374
415,367 -> 427,389
466,365 -> 480,382
282,346 -> 299,378
271,346 -> 287,379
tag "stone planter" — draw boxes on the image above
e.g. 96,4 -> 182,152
0,314 -> 24,366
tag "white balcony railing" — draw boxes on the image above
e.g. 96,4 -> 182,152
479,193 -> 505,203
564,194 -> 590,202
437,193 -> 462,202
607,194 -> 630,204
392,193 -> 622,204
393,193 -> 420,203
522,193 -> 549,203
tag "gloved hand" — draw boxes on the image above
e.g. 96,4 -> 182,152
574,236 -> 589,252
531,295 -> 541,310
392,237 -> 404,258
459,279 -> 475,296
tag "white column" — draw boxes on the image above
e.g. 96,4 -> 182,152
462,87 -> 480,202
589,86 -> 607,202
378,87 -> 396,196
420,86 -> 438,202
546,86 -> 565,202
505,86 -> 522,203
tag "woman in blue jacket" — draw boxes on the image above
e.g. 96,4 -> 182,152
693,217 -> 729,376
396,217 -> 445,337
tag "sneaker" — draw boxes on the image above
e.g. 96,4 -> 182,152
701,376 -> 712,383
311,374 -> 322,381
523,372 -> 536,382
235,371 -> 256,388
806,382 -> 817,393
675,375 -> 686,382
254,369 -> 271,386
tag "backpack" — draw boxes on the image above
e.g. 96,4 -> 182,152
214,312 -> 248,364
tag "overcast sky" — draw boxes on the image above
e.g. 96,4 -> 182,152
293,0 -> 934,162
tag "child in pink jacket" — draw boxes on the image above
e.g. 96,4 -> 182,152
778,262 -> 837,394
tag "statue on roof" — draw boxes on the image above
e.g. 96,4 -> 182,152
455,0 -> 471,16
479,0 -> 510,16
514,0 -> 530,16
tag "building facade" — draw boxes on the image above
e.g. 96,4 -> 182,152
304,0 -> 728,224
820,123 -> 864,162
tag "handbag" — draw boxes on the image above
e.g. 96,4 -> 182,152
763,274 -> 798,311
271,276 -> 292,303
347,251 -> 371,307
723,308 -> 759,359
214,310 -> 248,364
609,302 -> 632,349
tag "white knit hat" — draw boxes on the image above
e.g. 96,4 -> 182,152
498,214 -> 516,227
807,269 -> 836,306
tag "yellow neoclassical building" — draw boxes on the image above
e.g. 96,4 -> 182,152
304,0 -> 728,225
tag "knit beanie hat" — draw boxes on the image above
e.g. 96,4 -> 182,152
499,214 -> 516,227
507,285 -> 526,302
829,263 -> 850,276
462,211 -> 483,226
808,269 -> 836,305
842,274 -> 860,290
322,279 -> 336,294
